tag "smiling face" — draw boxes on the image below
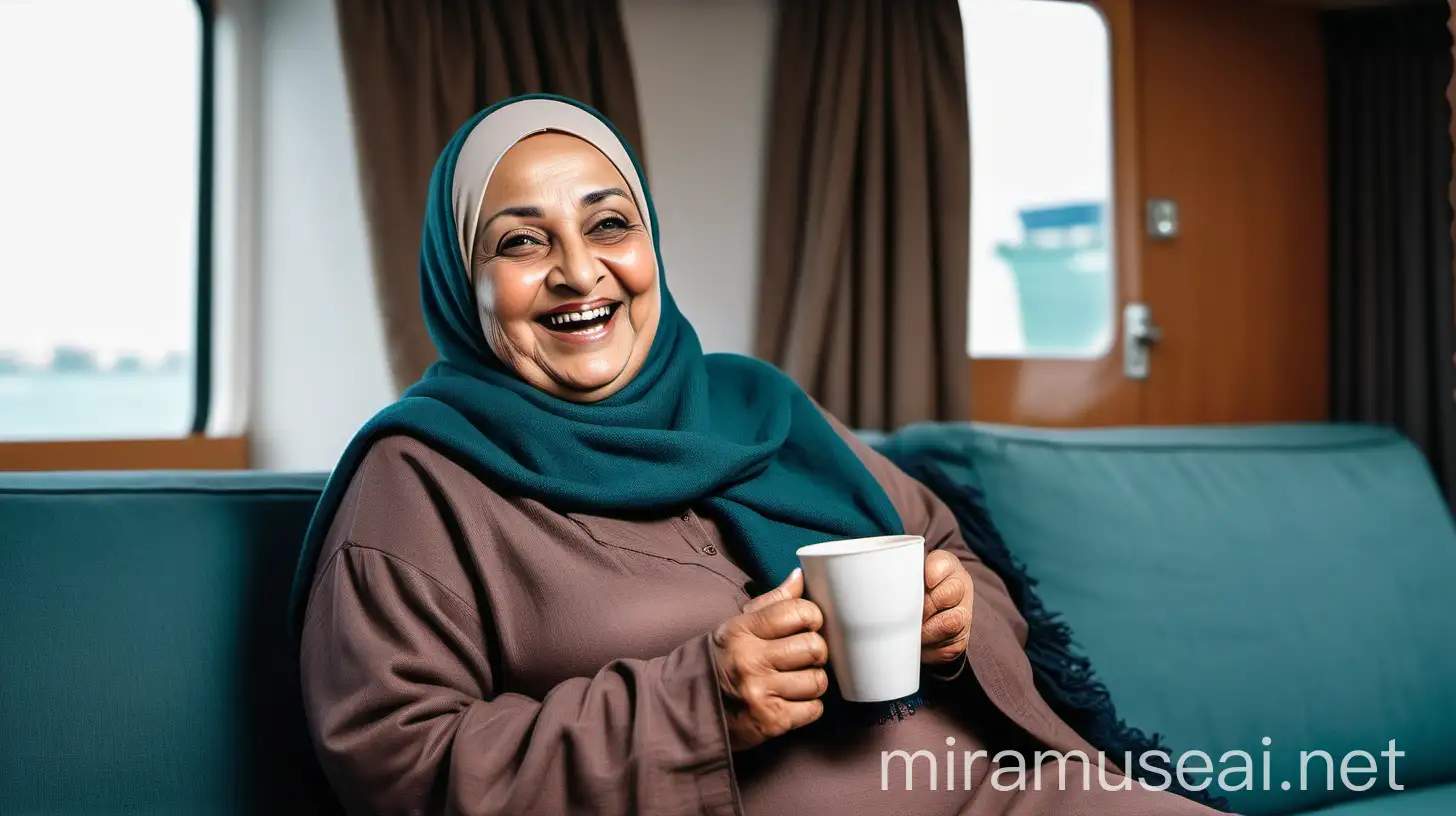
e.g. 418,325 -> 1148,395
471,132 -> 660,402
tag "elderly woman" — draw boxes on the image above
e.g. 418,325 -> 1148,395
292,95 -> 1222,816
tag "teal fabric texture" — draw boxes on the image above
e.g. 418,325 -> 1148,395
286,94 -> 904,677
1295,783 -> 1456,815
876,423 -> 1456,816
0,472 -> 336,814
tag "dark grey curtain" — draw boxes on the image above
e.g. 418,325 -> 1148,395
1328,4 -> 1456,509
755,0 -> 970,430
333,0 -> 645,391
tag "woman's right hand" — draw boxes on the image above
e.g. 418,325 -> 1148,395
711,568 -> 830,752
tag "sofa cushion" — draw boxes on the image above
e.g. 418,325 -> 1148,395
0,471 -> 336,815
874,423 -> 1456,816
1300,782 -> 1456,815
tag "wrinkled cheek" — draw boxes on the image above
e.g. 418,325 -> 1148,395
472,276 -> 506,355
618,254 -> 661,331
628,293 -> 662,351
475,273 -> 535,365
473,275 -> 496,330
478,265 -> 546,343
615,246 -> 659,298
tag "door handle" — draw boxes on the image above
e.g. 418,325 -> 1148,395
1123,302 -> 1161,380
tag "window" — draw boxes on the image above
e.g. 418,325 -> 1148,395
0,0 -> 208,441
962,0 -> 1116,359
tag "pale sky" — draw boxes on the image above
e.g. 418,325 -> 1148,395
0,0 -> 198,362
963,0 -> 1114,357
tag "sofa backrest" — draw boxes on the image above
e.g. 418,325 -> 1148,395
0,471 -> 335,815
875,422 -> 1456,815
6,423 -> 1454,815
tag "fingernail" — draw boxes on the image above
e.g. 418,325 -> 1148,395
786,567 -> 802,584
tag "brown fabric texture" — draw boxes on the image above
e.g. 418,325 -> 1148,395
299,422 -> 1223,815
755,0 -> 971,430
333,0 -> 645,390
1327,6 -> 1456,511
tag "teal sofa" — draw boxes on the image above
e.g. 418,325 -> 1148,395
3,424 -> 1454,814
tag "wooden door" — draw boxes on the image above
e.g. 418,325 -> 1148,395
967,0 -> 1329,427
1135,0 -> 1329,424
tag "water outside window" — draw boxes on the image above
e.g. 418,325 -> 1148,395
0,0 -> 201,440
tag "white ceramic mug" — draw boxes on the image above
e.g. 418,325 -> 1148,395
795,534 -> 924,702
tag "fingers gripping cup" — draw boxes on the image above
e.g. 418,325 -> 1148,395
795,535 -> 925,703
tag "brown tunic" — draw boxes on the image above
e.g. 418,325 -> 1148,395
299,418 -> 1224,816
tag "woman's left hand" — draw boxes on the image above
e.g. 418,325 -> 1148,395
921,550 -> 974,666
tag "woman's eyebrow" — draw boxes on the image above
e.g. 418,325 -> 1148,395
480,205 -> 543,233
581,187 -> 630,206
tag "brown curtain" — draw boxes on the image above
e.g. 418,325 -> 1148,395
1327,4 -> 1456,510
334,0 -> 644,391
755,0 -> 970,430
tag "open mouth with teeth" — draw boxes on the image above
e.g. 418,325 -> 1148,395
536,301 -> 623,336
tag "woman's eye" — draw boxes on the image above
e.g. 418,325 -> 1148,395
593,216 -> 628,233
498,234 -> 541,253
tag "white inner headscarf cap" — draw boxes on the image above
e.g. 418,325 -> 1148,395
451,98 -> 653,278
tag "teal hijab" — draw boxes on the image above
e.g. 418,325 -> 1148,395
289,94 -> 907,711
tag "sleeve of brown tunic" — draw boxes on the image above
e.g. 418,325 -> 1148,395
298,437 -> 739,816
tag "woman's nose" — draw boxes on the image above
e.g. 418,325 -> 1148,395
546,238 -> 605,295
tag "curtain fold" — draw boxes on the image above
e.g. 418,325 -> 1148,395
756,0 -> 970,430
333,0 -> 644,391
1450,1 -> 1456,410
1328,5 -> 1456,509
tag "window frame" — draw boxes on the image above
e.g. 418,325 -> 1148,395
0,0 -> 247,470
191,0 -> 216,435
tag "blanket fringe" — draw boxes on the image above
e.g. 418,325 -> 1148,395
887,455 -> 1232,813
